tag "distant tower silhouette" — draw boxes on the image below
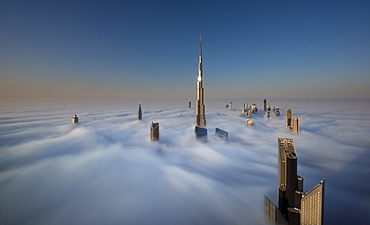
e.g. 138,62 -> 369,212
228,102 -> 233,110
275,107 -> 280,116
244,102 -> 248,110
150,122 -> 159,141
247,109 -> 252,118
71,115 -> 79,124
138,102 -> 142,120
251,104 -> 258,113
286,109 -> 292,129
195,35 -> 206,127
264,99 -> 267,111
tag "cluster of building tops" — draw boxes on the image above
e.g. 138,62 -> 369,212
69,38 -> 322,225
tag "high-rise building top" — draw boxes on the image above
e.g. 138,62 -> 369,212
275,107 -> 281,116
269,138 -> 325,225
195,126 -> 207,139
71,115 -> 79,124
278,138 -> 296,188
138,103 -> 142,120
286,109 -> 292,128
215,128 -> 228,139
150,122 -> 159,141
244,102 -> 249,110
195,36 -> 206,127
301,179 -> 325,225
292,117 -> 299,134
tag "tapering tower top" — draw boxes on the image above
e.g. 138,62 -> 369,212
198,35 -> 203,82
195,35 -> 206,127
199,34 -> 202,50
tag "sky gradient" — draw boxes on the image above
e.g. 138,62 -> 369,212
1,0 -> 370,100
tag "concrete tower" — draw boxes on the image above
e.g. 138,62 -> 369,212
195,36 -> 206,127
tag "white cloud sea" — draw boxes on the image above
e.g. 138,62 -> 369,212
0,97 -> 369,225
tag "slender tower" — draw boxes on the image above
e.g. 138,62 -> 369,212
195,36 -> 206,127
138,102 -> 142,120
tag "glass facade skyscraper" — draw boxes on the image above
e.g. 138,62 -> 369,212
265,138 -> 325,225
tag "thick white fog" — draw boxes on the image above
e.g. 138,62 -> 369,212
0,97 -> 369,225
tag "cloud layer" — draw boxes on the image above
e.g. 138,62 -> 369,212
0,97 -> 369,224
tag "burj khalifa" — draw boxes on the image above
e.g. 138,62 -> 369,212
195,37 -> 206,127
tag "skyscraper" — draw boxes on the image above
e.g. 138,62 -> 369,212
244,102 -> 249,110
195,36 -> 206,127
266,138 -> 325,225
278,138 -> 296,214
195,126 -> 207,139
301,179 -> 325,225
228,102 -> 233,110
150,122 -> 159,141
275,107 -> 281,116
215,128 -> 228,139
265,196 -> 289,225
71,115 -> 79,124
286,109 -> 292,129
138,102 -> 142,120
292,117 -> 299,134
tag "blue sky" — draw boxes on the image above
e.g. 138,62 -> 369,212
1,0 -> 370,100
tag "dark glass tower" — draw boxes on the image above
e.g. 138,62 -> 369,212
195,36 -> 206,127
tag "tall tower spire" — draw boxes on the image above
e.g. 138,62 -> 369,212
195,35 -> 206,127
